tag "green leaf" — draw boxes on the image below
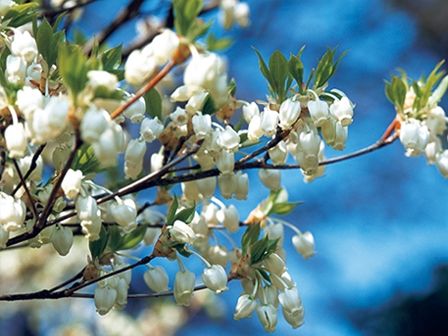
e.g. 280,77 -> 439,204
242,223 -> 260,255
269,50 -> 290,101
288,54 -> 304,91
202,94 -> 216,115
254,48 -> 273,92
314,49 -> 345,89
72,144 -> 101,175
269,201 -> 303,215
174,243 -> 192,257
187,20 -> 211,41
36,20 -> 64,70
58,43 -> 90,99
174,204 -> 196,224
173,0 -> 203,37
106,226 -> 122,252
166,197 -> 179,226
3,3 -> 38,27
89,226 -> 109,259
143,88 -> 162,119
117,226 -> 147,250
206,34 -> 233,51
250,236 -> 279,265
101,45 -> 123,74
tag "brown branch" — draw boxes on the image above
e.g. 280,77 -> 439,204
110,60 -> 176,120
12,159 -> 38,219
41,0 -> 99,18
12,144 -> 46,196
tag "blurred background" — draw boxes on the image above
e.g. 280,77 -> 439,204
1,0 -> 448,335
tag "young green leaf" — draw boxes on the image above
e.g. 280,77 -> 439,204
143,88 -> 162,119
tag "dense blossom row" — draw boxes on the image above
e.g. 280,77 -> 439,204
0,0 -> 447,333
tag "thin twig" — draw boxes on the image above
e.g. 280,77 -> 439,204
110,60 -> 176,120
12,159 -> 38,219
12,144 -> 46,196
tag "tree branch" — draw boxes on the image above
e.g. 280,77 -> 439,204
12,144 -> 46,196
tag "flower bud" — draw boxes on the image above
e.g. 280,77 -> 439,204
5,123 -> 27,158
182,180 -> 201,202
426,106 -> 447,135
308,98 -> 330,127
330,96 -> 353,126
192,114 -> 212,139
94,286 -> 117,315
202,264 -> 228,293
256,304 -> 278,332
61,169 -> 84,200
51,226 -> 74,256
333,121 -> 348,150
87,70 -> 118,92
260,108 -> 279,137
234,294 -> 257,320
259,169 -> 281,191
235,172 -> 249,200
32,96 -> 69,143
170,220 -> 195,244
174,269 -> 196,306
279,98 -> 301,130
144,266 -> 169,292
292,231 -> 315,259
217,126 -> 240,151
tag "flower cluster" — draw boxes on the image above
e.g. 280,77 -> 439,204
386,65 -> 448,177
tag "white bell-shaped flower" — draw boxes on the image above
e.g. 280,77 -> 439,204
256,304 -> 278,332
202,264 -> 228,293
279,98 -> 301,130
16,86 -> 43,118
399,119 -> 430,156
124,138 -> 146,179
436,150 -> 448,177
218,205 -> 240,232
216,150 -> 235,174
292,231 -> 315,259
125,49 -> 156,86
80,106 -> 110,143
217,126 -> 240,151
110,198 -> 137,228
6,54 -> 27,85
235,172 -> 249,200
329,96 -> 353,126
234,294 -> 257,320
260,108 -> 279,137
87,70 -> 118,92
170,220 -> 195,244
0,192 -> 26,232
144,266 -> 169,292
150,29 -> 179,65
94,285 -> 117,315
196,176 -> 217,199
218,172 -> 237,199
259,169 -> 281,191
308,98 -> 330,127
242,102 -> 259,123
61,169 -> 84,200
11,30 -> 37,63
5,123 -> 27,158
0,227 -> 9,249
192,114 -> 212,139
124,96 -> 146,123
174,269 -> 196,306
